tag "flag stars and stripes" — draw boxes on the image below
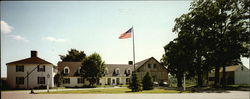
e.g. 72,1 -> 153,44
119,27 -> 133,39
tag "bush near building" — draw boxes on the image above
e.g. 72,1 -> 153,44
128,72 -> 142,92
142,72 -> 154,90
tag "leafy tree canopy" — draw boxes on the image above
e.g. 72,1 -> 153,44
80,53 -> 105,87
60,49 -> 86,62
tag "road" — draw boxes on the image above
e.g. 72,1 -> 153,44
2,90 -> 249,99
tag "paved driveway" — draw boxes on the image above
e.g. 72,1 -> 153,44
2,90 -> 249,99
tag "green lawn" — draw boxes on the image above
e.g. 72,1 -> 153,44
39,88 -> 190,94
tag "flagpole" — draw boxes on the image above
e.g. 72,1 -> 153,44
132,26 -> 135,72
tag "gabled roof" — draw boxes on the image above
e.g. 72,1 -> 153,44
6,57 -> 53,65
135,57 -> 151,68
105,64 -> 133,77
57,61 -> 82,77
219,65 -> 245,72
57,57 -> 165,77
135,57 -> 165,70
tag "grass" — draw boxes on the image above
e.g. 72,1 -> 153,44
38,88 -> 190,94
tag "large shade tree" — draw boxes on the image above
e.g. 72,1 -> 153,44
59,49 -> 86,62
80,53 -> 105,87
163,0 -> 249,87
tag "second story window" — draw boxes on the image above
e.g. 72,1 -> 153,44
78,67 -> 81,74
37,65 -> 45,72
104,68 -> 108,75
116,69 -> 120,75
148,64 -> 151,68
128,70 -> 131,74
64,67 -> 70,74
16,65 -> 24,72
153,64 -> 157,69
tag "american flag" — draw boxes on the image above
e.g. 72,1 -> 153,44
119,27 -> 133,39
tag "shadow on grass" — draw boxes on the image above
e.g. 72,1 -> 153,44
158,86 -> 232,93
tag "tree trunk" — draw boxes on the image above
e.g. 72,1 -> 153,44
197,67 -> 203,87
214,65 -> 220,87
222,66 -> 226,87
177,72 -> 183,88
197,53 -> 203,87
206,71 -> 209,86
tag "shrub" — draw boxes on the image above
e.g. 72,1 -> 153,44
142,72 -> 154,90
128,72 -> 142,92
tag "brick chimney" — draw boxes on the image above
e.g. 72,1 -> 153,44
128,61 -> 133,65
31,50 -> 37,57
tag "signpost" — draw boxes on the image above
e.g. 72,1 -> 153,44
47,74 -> 50,93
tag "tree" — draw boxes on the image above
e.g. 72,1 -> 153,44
80,53 -> 105,87
142,72 -> 154,90
128,72 -> 142,92
188,0 -> 249,87
54,72 -> 63,87
59,49 -> 86,62
169,0 -> 249,87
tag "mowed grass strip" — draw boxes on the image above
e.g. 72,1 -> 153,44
39,88 -> 190,94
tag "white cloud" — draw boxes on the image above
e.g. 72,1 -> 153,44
10,35 -> 29,42
1,20 -> 14,34
43,37 -> 66,42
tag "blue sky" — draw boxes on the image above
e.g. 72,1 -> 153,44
1,1 -> 249,77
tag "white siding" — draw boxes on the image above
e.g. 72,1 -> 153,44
234,66 -> 250,84
99,77 -> 129,85
7,64 -> 55,89
63,77 -> 89,87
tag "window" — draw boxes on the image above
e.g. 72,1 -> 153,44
63,78 -> 70,84
116,70 -> 120,74
104,68 -> 108,75
108,78 -> 111,85
78,67 -> 81,74
148,64 -> 151,68
16,65 -> 24,72
112,79 -> 115,84
64,67 -> 70,74
115,68 -> 120,75
37,77 -> 45,84
153,64 -> 157,69
127,70 -> 131,74
16,77 -> 24,85
37,65 -> 45,72
116,78 -> 120,84
77,78 -> 84,84
126,78 -> 130,84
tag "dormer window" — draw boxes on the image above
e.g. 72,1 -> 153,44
104,68 -> 108,75
127,69 -> 131,74
115,68 -> 120,75
78,67 -> 81,74
64,66 -> 70,74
